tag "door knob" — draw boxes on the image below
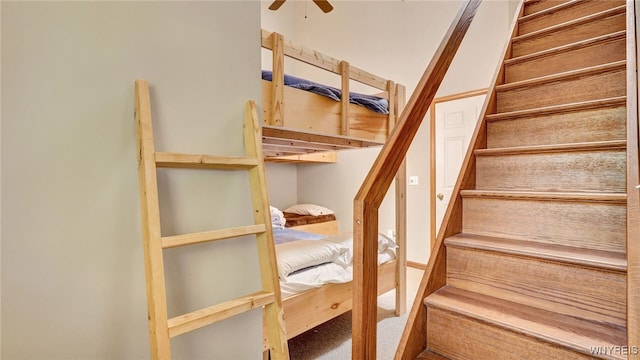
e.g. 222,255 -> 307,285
437,193 -> 444,201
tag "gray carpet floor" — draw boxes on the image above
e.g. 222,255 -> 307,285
287,267 -> 423,360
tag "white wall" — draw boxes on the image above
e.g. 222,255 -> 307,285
266,163 -> 298,209
295,148 -> 396,233
2,2 -> 265,358
262,0 -> 516,264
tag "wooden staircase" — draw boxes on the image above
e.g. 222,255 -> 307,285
398,0 -> 639,359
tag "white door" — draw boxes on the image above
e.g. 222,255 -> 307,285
434,93 -> 486,237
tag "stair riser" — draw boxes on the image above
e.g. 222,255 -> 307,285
462,197 -> 626,252
475,149 -> 626,192
512,13 -> 625,57
487,105 -> 626,148
505,37 -> 625,83
519,0 -> 626,35
524,0 -> 573,16
496,68 -> 625,113
427,307 -> 592,359
446,247 -> 627,327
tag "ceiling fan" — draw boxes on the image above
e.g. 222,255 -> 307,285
268,0 -> 334,13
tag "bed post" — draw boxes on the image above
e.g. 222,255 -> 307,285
270,32 -> 285,127
340,60 -> 351,135
395,83 -> 407,316
395,159 -> 407,316
387,80 -> 396,136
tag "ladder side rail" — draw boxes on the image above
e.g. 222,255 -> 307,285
135,79 -> 172,359
244,101 -> 290,360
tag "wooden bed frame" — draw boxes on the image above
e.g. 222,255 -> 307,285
259,29 -> 407,355
261,29 -> 406,163
263,219 -> 405,352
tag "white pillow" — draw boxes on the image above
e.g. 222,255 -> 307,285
275,239 -> 347,279
269,206 -> 286,229
322,232 -> 399,267
322,232 -> 355,266
284,203 -> 334,216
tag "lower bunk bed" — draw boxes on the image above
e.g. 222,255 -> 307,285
263,206 -> 405,353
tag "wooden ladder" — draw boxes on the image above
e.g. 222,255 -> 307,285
134,79 -> 289,360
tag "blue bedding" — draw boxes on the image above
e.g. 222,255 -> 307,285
273,227 -> 327,245
262,70 -> 389,114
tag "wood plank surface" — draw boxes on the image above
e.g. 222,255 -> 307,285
134,79 -> 172,358
523,0 -> 573,16
461,193 -> 627,252
512,7 -> 626,57
486,100 -> 626,148
475,146 -> 626,192
262,81 -> 389,143
505,31 -> 625,82
262,260 -> 397,350
446,246 -> 627,326
496,64 -> 626,113
426,287 -> 626,359
518,0 -> 625,35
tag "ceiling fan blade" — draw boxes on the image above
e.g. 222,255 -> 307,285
312,0 -> 333,13
269,0 -> 286,11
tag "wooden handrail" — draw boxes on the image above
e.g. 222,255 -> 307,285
351,1 -> 482,359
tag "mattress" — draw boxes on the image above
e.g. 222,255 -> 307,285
273,230 -> 398,297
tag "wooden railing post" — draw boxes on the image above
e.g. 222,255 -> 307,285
270,32 -> 285,126
340,60 -> 351,135
351,1 -> 481,358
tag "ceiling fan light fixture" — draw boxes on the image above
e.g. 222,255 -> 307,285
268,0 -> 333,13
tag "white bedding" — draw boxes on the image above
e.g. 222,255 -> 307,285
276,232 -> 397,297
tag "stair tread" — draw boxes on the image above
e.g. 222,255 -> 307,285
485,96 -> 626,122
496,60 -> 625,92
520,0 -> 594,22
513,5 -> 626,43
445,233 -> 627,272
505,30 -> 625,66
460,189 -> 626,203
425,287 -> 627,358
475,139 -> 626,156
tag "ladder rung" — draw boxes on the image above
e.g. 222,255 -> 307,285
168,291 -> 276,338
155,152 -> 259,169
161,224 -> 267,249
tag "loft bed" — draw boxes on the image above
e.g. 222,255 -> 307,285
259,29 -> 408,354
264,204 -> 403,352
260,29 -> 406,164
